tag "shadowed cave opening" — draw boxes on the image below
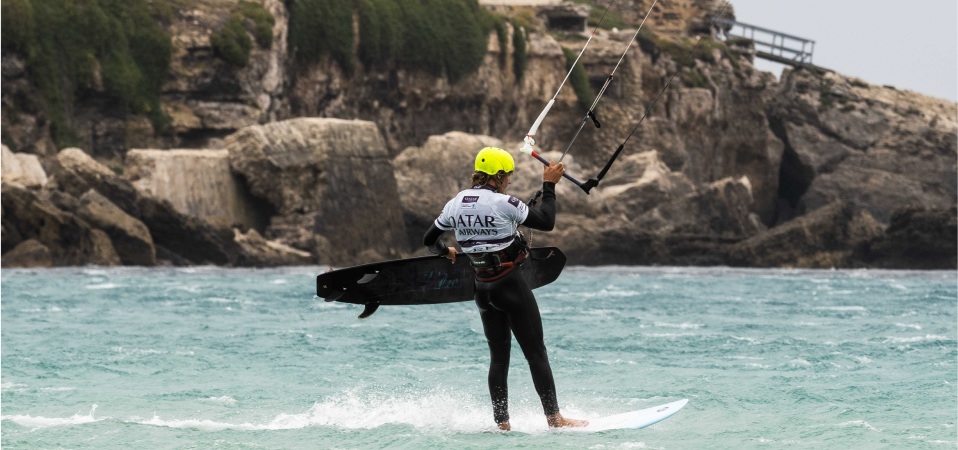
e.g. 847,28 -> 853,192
770,117 -> 814,226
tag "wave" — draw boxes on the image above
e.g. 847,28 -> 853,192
85,283 -> 121,290
1,405 -> 101,430
135,389 -> 603,434
813,306 -> 867,312
883,335 -> 953,344
652,322 -> 704,329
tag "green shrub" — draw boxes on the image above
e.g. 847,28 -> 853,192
512,22 -> 527,81
654,34 -> 739,73
211,14 -> 253,67
585,1 -> 626,30
680,69 -> 707,88
238,1 -> 275,48
1,0 -> 173,147
357,0 -> 380,68
479,11 -> 507,67
289,0 -> 355,75
562,46 -> 593,110
354,0 -> 494,82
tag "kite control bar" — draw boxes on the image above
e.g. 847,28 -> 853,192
519,148 -> 588,192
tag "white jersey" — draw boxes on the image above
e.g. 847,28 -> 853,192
434,185 -> 529,254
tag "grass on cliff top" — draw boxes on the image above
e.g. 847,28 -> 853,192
654,34 -> 740,73
1,0 -> 173,148
294,0 -> 501,83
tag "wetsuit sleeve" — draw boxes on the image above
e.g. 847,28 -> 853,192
520,182 -> 557,231
423,223 -> 450,256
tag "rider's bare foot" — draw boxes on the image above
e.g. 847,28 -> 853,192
497,421 -> 511,431
547,413 -> 589,428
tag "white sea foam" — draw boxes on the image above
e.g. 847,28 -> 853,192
643,332 -> 696,338
652,322 -> 703,329
85,283 -> 121,290
136,389 -> 601,434
1,405 -> 101,430
813,306 -> 867,312
201,396 -> 237,405
729,336 -> 761,344
883,335 -> 952,344
838,420 -> 883,432
895,323 -> 922,330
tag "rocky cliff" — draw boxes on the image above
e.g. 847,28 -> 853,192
2,0 -> 955,269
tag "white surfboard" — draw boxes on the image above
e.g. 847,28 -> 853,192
582,399 -> 688,431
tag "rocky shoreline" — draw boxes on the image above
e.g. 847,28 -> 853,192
2,1 -> 955,269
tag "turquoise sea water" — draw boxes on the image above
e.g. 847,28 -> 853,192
1,266 -> 956,449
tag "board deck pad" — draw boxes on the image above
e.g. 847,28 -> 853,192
582,399 -> 689,431
316,247 -> 566,318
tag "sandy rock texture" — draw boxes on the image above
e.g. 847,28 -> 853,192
226,118 -> 406,264
125,149 -> 263,230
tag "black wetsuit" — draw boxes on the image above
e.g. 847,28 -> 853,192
423,182 -> 558,424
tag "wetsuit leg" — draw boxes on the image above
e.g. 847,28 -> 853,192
476,269 -> 560,419
476,289 -> 512,424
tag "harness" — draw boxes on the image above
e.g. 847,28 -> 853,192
467,234 -> 529,282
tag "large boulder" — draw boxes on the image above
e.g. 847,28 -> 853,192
55,148 -> 142,215
232,228 -> 313,267
535,176 -> 762,265
124,149 -> 262,230
2,239 -> 53,268
597,151 -> 696,220
53,147 -> 232,265
727,201 -> 854,268
77,190 -> 156,266
857,206 -> 957,269
632,176 -> 763,239
1,183 -> 120,266
2,144 -> 47,188
136,195 -> 233,265
227,118 -> 406,264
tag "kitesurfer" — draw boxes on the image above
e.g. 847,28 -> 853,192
422,147 -> 587,431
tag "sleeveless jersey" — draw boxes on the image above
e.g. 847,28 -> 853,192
434,185 -> 529,254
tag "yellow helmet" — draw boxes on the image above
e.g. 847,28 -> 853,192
475,147 -> 515,175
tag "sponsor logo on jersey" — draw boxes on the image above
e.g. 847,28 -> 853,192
507,196 -> 521,208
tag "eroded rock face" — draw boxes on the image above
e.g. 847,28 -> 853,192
232,228 -> 312,267
77,190 -> 156,266
767,69 -> 958,224
727,201 -> 854,268
1,183 -> 120,266
125,149 -> 262,230
857,206 -> 958,269
136,195 -> 233,266
532,176 -> 761,265
53,147 -> 233,265
55,148 -> 142,216
227,118 -> 405,264
2,144 -> 47,188
2,239 -> 53,268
